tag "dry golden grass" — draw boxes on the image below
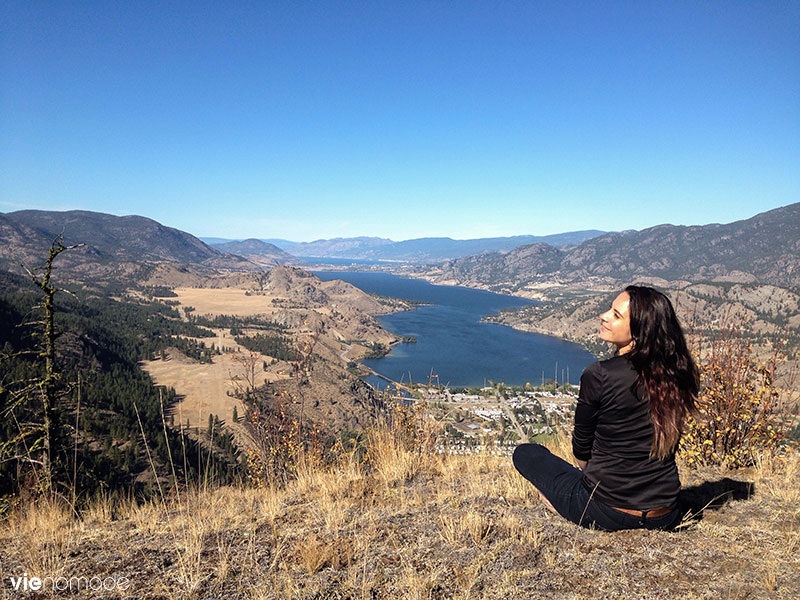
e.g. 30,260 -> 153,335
3,498 -> 77,581
1,429 -> 799,599
171,287 -> 282,318
752,450 -> 800,502
142,330 -> 269,429
142,278 -> 399,433
366,426 -> 432,489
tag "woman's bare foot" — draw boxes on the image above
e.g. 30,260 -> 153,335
538,492 -> 558,515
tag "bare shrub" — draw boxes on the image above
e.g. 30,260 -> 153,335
295,534 -> 355,573
229,350 -> 261,400
680,315 -> 797,469
243,391 -> 305,487
236,338 -> 324,487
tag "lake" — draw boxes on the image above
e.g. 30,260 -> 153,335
312,271 -> 596,389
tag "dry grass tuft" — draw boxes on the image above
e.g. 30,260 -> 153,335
542,430 -> 574,462
753,450 -> 800,502
4,497 -> 76,579
294,534 -> 333,574
294,534 -> 356,574
366,424 -> 433,489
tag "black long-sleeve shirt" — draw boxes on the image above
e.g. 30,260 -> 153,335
572,355 -> 680,509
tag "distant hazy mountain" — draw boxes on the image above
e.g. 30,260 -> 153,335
289,236 -> 395,258
290,232 -> 605,262
198,231 -> 602,263
425,203 -> 800,289
352,232 -> 606,262
199,237 -> 237,245
262,238 -> 299,251
200,237 -> 299,251
210,238 -> 297,265
202,231 -> 605,262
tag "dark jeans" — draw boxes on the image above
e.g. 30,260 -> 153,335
512,443 -> 681,532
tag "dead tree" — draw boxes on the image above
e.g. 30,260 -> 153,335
20,235 -> 83,493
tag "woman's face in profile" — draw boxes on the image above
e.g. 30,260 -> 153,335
599,292 -> 633,352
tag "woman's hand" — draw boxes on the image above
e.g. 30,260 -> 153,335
574,458 -> 587,470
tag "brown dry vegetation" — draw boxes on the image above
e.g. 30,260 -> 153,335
4,266 -> 797,598
141,270 -> 404,432
1,429 -> 798,600
143,332 -> 270,430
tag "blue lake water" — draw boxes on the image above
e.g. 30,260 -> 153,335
312,271 -> 596,389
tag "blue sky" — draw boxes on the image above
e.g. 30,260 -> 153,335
1,2 -> 798,241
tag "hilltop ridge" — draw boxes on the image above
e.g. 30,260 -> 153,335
203,231 -> 606,263
1,435 -> 796,599
420,202 -> 800,291
0,210 -> 273,285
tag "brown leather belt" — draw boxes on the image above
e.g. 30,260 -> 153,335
611,504 -> 676,518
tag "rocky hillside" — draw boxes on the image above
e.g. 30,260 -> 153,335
486,283 -> 800,358
0,210 -> 267,284
140,265 -> 412,437
423,242 -> 564,289
260,266 -> 392,316
3,210 -> 220,263
423,203 -> 800,290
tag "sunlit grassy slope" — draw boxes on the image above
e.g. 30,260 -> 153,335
1,432 -> 798,600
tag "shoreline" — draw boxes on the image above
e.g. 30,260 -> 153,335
307,264 -> 605,358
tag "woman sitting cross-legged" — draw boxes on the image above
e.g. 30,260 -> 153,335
513,285 -> 699,531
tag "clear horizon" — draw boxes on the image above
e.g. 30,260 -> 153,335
2,202 -> 788,246
2,3 -> 798,241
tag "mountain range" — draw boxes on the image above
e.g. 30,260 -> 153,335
209,238 -> 297,265
204,231 -> 606,262
2,204 -> 798,291
421,203 -> 800,291
2,210 -> 217,262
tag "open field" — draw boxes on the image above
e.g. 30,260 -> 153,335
144,286 -> 292,431
142,273 -> 400,433
172,287 -> 282,318
142,329 -> 290,430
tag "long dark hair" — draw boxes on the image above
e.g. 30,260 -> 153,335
624,285 -> 699,460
